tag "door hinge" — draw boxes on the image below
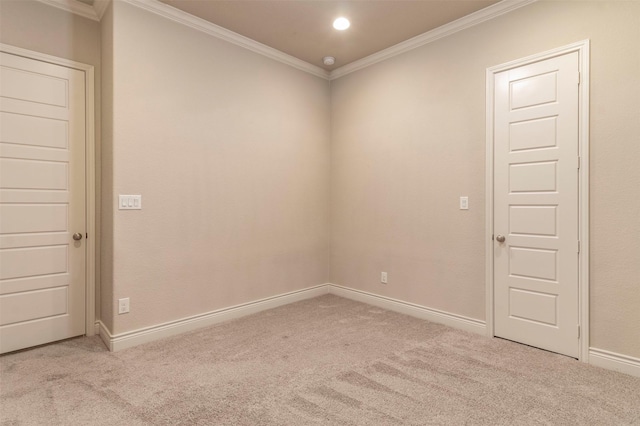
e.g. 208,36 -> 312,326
577,325 -> 581,339
577,240 -> 581,253
577,156 -> 581,170
578,72 -> 581,85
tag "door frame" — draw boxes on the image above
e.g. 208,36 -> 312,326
485,40 -> 590,361
0,43 -> 97,337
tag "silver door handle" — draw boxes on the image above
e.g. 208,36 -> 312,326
73,233 -> 83,241
496,235 -> 505,243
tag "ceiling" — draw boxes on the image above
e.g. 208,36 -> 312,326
158,0 -> 500,71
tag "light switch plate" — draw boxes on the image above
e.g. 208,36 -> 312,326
118,297 -> 130,314
119,195 -> 142,210
460,196 -> 469,210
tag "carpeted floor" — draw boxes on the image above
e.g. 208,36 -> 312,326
1,294 -> 639,425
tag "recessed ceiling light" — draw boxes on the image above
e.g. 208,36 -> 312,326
333,17 -> 350,31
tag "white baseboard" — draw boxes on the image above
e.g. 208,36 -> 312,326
94,283 -> 640,379
99,284 -> 329,351
589,348 -> 640,378
97,320 -> 112,350
96,283 -> 485,351
328,284 -> 486,335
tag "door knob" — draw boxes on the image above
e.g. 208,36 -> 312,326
72,233 -> 83,241
496,235 -> 506,243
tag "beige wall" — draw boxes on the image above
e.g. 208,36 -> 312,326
0,0 -> 103,322
330,0 -> 640,357
100,2 -> 114,332
0,0 -> 100,64
105,1 -> 330,334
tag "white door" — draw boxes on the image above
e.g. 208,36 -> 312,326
493,51 -> 580,358
0,52 -> 86,353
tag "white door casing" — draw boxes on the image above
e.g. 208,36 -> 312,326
0,51 -> 87,353
486,41 -> 590,360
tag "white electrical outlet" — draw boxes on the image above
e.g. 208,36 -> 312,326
459,196 -> 469,210
118,297 -> 130,314
381,272 -> 388,284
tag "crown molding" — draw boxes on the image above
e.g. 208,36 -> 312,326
33,0 -> 535,81
121,0 -> 330,80
35,0 -> 101,21
329,0 -> 537,80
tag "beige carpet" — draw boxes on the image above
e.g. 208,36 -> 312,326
1,294 -> 639,425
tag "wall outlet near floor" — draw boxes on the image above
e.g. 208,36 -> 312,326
118,297 -> 130,314
381,272 -> 388,284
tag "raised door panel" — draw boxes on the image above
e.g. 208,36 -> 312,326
494,51 -> 579,358
0,51 -> 85,354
